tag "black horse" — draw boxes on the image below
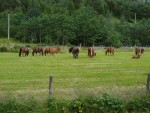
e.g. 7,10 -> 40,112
69,47 -> 79,59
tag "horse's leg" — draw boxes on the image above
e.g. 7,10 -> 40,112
23,52 -> 25,57
111,51 -> 113,55
27,51 -> 29,56
74,54 -> 77,58
19,49 -> 22,57
32,52 -> 34,56
76,54 -> 78,59
44,51 -> 46,56
73,54 -> 75,58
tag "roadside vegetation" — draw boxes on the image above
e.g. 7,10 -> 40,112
0,94 -> 150,113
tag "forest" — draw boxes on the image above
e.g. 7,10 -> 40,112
0,0 -> 150,47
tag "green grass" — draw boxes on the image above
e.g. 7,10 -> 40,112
0,50 -> 150,101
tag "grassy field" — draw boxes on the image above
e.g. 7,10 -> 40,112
0,49 -> 150,101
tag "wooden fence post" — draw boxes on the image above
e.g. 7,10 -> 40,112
49,75 -> 53,96
147,73 -> 150,93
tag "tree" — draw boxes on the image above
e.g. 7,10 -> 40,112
85,0 -> 108,14
131,19 -> 150,46
115,20 -> 132,46
0,0 -> 21,12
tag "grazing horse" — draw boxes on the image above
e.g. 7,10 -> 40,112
132,54 -> 140,59
88,47 -> 96,58
135,47 -> 144,56
32,46 -> 44,56
44,47 -> 60,56
19,47 -> 29,57
105,47 -> 114,55
69,47 -> 79,59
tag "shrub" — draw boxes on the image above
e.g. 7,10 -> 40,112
0,46 -> 7,52
46,96 -> 58,113
127,95 -> 150,113
84,94 -> 125,113
0,94 -> 150,113
10,45 -> 20,53
68,98 -> 85,113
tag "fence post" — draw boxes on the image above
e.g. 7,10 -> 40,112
49,75 -> 53,96
147,74 -> 150,93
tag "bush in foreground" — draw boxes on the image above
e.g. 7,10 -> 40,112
0,94 -> 150,113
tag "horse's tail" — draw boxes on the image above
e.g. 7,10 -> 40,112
19,48 -> 22,57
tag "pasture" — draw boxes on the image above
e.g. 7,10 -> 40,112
0,49 -> 150,101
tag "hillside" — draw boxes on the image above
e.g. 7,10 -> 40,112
0,0 -> 150,47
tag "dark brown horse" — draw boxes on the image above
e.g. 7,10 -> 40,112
69,47 -> 79,59
88,47 -> 96,58
32,46 -> 44,56
135,47 -> 144,56
44,47 -> 61,56
105,47 -> 114,55
19,47 -> 29,57
132,54 -> 140,59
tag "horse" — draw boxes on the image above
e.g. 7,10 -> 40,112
19,47 -> 29,57
132,54 -> 140,59
135,47 -> 144,56
44,47 -> 61,56
105,47 -> 114,55
69,47 -> 79,59
32,46 -> 44,56
88,47 -> 96,58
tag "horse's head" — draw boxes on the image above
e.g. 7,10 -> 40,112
69,47 -> 73,53
32,51 -> 34,56
141,48 -> 144,54
56,47 -> 61,53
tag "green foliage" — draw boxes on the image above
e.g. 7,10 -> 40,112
69,98 -> 84,113
0,97 -> 42,113
0,94 -> 150,113
127,95 -> 150,112
46,96 -> 58,113
84,94 -> 124,113
0,0 -> 150,46
0,46 -> 7,52
131,19 -> 150,46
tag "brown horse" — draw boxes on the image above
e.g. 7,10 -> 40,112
105,47 -> 114,55
32,46 -> 44,56
132,54 -> 140,59
44,47 -> 60,56
135,47 -> 144,56
88,47 -> 96,58
19,47 -> 29,57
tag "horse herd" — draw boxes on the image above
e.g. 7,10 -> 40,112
19,46 -> 144,59
19,46 -> 60,57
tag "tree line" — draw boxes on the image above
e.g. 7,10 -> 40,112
0,0 -> 150,47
